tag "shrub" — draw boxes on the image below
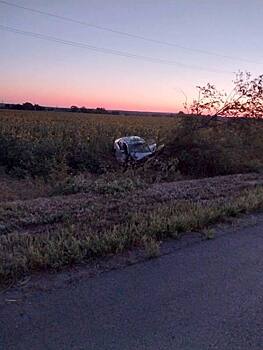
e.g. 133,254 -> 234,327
164,117 -> 263,177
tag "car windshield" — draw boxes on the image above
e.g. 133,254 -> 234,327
129,142 -> 151,153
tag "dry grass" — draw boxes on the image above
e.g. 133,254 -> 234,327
1,183 -> 263,284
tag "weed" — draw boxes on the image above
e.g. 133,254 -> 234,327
202,228 -> 215,240
143,237 -> 160,258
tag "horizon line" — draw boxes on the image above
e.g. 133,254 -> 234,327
0,101 -> 182,115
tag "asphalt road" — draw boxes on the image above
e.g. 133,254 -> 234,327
1,217 -> 263,350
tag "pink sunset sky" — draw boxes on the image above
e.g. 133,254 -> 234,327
0,0 -> 262,112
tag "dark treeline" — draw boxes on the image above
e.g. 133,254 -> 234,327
0,102 -> 109,114
0,102 -> 179,117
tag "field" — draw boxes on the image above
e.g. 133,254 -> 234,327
0,110 -> 177,179
1,109 -> 263,179
0,109 -> 263,284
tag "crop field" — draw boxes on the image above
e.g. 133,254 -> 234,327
1,109 -> 263,179
0,110 -> 178,179
0,109 -> 263,284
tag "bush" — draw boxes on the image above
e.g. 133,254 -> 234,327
66,143 -> 103,174
0,136 -> 60,179
164,117 -> 263,177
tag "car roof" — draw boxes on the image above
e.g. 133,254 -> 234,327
115,136 -> 145,145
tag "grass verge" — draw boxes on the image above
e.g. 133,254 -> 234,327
1,186 -> 263,284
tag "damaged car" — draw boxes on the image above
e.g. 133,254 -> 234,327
114,136 -> 162,163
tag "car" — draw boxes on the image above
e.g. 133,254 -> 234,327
114,136 -> 160,163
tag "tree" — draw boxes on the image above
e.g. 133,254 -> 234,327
34,104 -> 45,111
164,71 -> 263,176
70,105 -> 79,112
22,102 -> 34,110
80,106 -> 87,113
95,107 -> 107,114
177,110 -> 185,117
188,71 -> 263,121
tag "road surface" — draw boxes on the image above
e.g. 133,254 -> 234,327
1,216 -> 263,350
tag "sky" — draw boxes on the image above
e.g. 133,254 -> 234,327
0,0 -> 262,112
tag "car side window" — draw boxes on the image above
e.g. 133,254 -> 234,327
123,143 -> 128,155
